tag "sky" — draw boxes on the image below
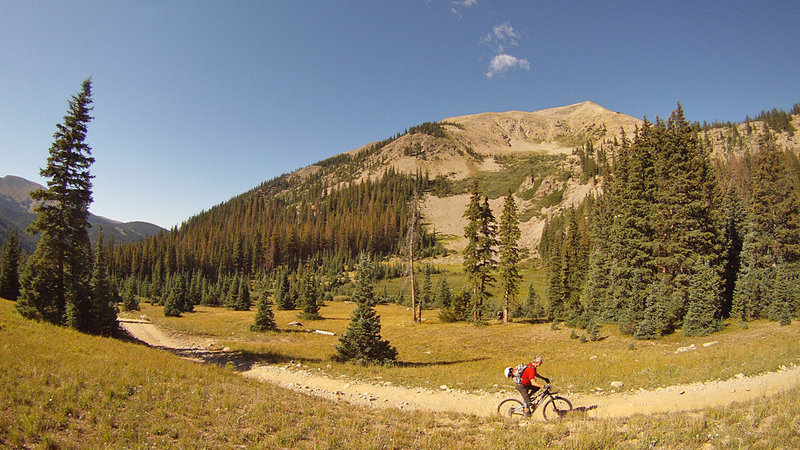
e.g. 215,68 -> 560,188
1,1 -> 798,229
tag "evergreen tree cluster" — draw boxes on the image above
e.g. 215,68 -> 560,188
456,184 -> 523,323
540,105 -> 800,337
573,141 -> 610,182
754,108 -> 796,136
108,168 -> 445,296
0,230 -> 22,300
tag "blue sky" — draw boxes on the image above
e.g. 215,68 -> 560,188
1,1 -> 798,229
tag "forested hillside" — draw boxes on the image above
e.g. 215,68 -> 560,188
83,101 -> 800,336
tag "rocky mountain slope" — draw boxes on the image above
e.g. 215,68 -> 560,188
300,101 -> 642,257
282,101 -> 799,259
0,175 -> 164,252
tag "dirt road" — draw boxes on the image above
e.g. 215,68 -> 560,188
118,319 -> 800,419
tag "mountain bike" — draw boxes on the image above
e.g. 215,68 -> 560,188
496,384 -> 573,420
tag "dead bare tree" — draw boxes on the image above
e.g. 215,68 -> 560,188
406,191 -> 421,323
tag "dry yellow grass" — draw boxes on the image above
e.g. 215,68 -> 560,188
5,298 -> 800,448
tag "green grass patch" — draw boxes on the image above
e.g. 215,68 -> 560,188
538,187 -> 565,208
452,154 -> 567,199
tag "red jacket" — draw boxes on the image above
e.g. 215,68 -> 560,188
519,364 -> 537,386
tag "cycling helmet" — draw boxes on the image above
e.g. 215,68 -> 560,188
504,367 -> 513,378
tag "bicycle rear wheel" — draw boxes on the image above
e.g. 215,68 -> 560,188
496,398 -> 525,418
541,395 -> 573,420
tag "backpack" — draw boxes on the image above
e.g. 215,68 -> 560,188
512,363 -> 527,384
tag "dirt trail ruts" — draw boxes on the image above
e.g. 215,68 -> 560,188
118,319 -> 800,419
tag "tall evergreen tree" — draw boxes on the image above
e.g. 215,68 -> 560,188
545,232 -> 567,321
609,120 -> 658,334
463,185 -> 497,323
733,126 -> 800,324
498,191 -> 522,323
462,182 -> 483,319
335,253 -> 397,364
17,78 -> 96,330
561,211 -> 588,324
90,228 -> 118,335
749,127 -> 800,265
0,229 -> 22,300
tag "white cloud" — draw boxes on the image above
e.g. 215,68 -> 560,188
482,21 -> 520,49
450,0 -> 477,16
486,53 -> 530,78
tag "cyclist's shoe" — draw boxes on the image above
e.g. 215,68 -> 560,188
523,406 -> 531,418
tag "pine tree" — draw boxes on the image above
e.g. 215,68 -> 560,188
750,127 -> 800,265
462,184 -> 497,323
682,260 -> 722,336
420,264 -> 433,317
769,261 -> 794,326
297,262 -> 321,319
434,276 -> 452,310
251,290 -> 277,332
232,278 -> 252,311
635,278 -> 670,340
162,278 -> 183,317
462,182 -> 483,318
336,253 -> 397,364
122,277 -> 140,311
545,236 -> 567,321
439,288 -> 471,322
225,275 -> 240,309
561,211 -> 588,324
17,78 -> 96,330
609,120 -> 658,334
498,191 -> 522,323
0,229 -> 22,300
273,267 -> 294,310
90,228 -> 118,335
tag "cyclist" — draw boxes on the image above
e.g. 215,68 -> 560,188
504,356 -> 550,417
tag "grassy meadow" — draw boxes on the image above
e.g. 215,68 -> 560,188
4,298 -> 800,448
133,294 -> 800,395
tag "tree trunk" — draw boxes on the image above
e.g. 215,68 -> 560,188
503,291 -> 509,323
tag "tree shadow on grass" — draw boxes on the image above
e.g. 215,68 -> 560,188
396,357 -> 488,368
169,347 -> 323,372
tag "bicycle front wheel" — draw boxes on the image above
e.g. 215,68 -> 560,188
496,398 -> 525,418
541,395 -> 573,420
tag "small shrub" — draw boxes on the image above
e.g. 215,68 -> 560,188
570,330 -> 579,339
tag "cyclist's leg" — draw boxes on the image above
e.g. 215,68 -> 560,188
515,384 -> 532,415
